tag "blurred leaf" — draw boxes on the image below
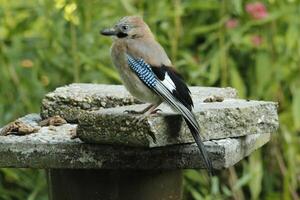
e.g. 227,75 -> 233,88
291,87 -> 300,130
208,51 -> 220,85
189,186 -> 204,200
191,20 -> 224,36
211,176 -> 220,195
249,150 -> 263,200
229,0 -> 243,15
229,58 -> 246,97
285,24 -> 298,53
233,172 -> 251,191
184,169 -> 203,183
255,52 -> 272,98
120,0 -> 138,14
185,0 -> 220,10
96,63 -> 121,83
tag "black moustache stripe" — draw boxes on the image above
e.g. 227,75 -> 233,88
117,32 -> 128,38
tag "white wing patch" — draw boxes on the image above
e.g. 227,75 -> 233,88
161,72 -> 176,91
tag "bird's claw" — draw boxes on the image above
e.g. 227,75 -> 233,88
132,115 -> 147,124
150,108 -> 162,114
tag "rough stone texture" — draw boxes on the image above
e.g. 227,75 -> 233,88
0,114 -> 270,169
41,83 -> 238,122
78,99 -> 278,147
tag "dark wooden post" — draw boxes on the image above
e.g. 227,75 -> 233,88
47,169 -> 183,200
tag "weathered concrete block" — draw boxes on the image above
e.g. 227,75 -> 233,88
0,114 -> 271,169
41,84 -> 139,122
40,84 -> 277,147
77,99 -> 278,147
41,83 -> 238,122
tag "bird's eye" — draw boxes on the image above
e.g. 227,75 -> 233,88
122,25 -> 129,31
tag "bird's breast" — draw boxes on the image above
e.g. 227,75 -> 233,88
110,41 -> 161,104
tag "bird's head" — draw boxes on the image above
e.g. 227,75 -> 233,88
100,16 -> 153,39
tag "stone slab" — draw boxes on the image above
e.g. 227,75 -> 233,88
0,114 -> 270,170
77,99 -> 278,147
41,83 -> 238,122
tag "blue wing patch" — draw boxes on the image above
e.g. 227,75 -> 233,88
126,54 -> 157,88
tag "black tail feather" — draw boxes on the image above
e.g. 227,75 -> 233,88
152,81 -> 213,175
185,118 -> 214,176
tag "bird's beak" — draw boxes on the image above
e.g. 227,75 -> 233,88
100,27 -> 117,36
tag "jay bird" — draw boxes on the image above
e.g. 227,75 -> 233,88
101,16 -> 213,175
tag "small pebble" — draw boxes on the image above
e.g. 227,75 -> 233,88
203,95 -> 224,103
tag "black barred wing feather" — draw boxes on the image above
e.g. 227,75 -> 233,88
151,66 -> 193,111
126,54 -> 213,175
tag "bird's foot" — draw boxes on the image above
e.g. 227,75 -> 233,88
124,104 -> 157,115
150,108 -> 162,114
132,114 -> 147,124
132,110 -> 162,124
126,103 -> 162,124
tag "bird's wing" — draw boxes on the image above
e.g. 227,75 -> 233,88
151,66 -> 193,111
126,54 -> 213,175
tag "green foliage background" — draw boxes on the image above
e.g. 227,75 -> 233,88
0,0 -> 299,199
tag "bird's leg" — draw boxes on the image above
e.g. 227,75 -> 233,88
124,103 -> 154,115
132,103 -> 162,124
146,104 -> 162,115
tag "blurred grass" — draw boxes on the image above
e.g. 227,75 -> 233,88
0,0 -> 300,199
